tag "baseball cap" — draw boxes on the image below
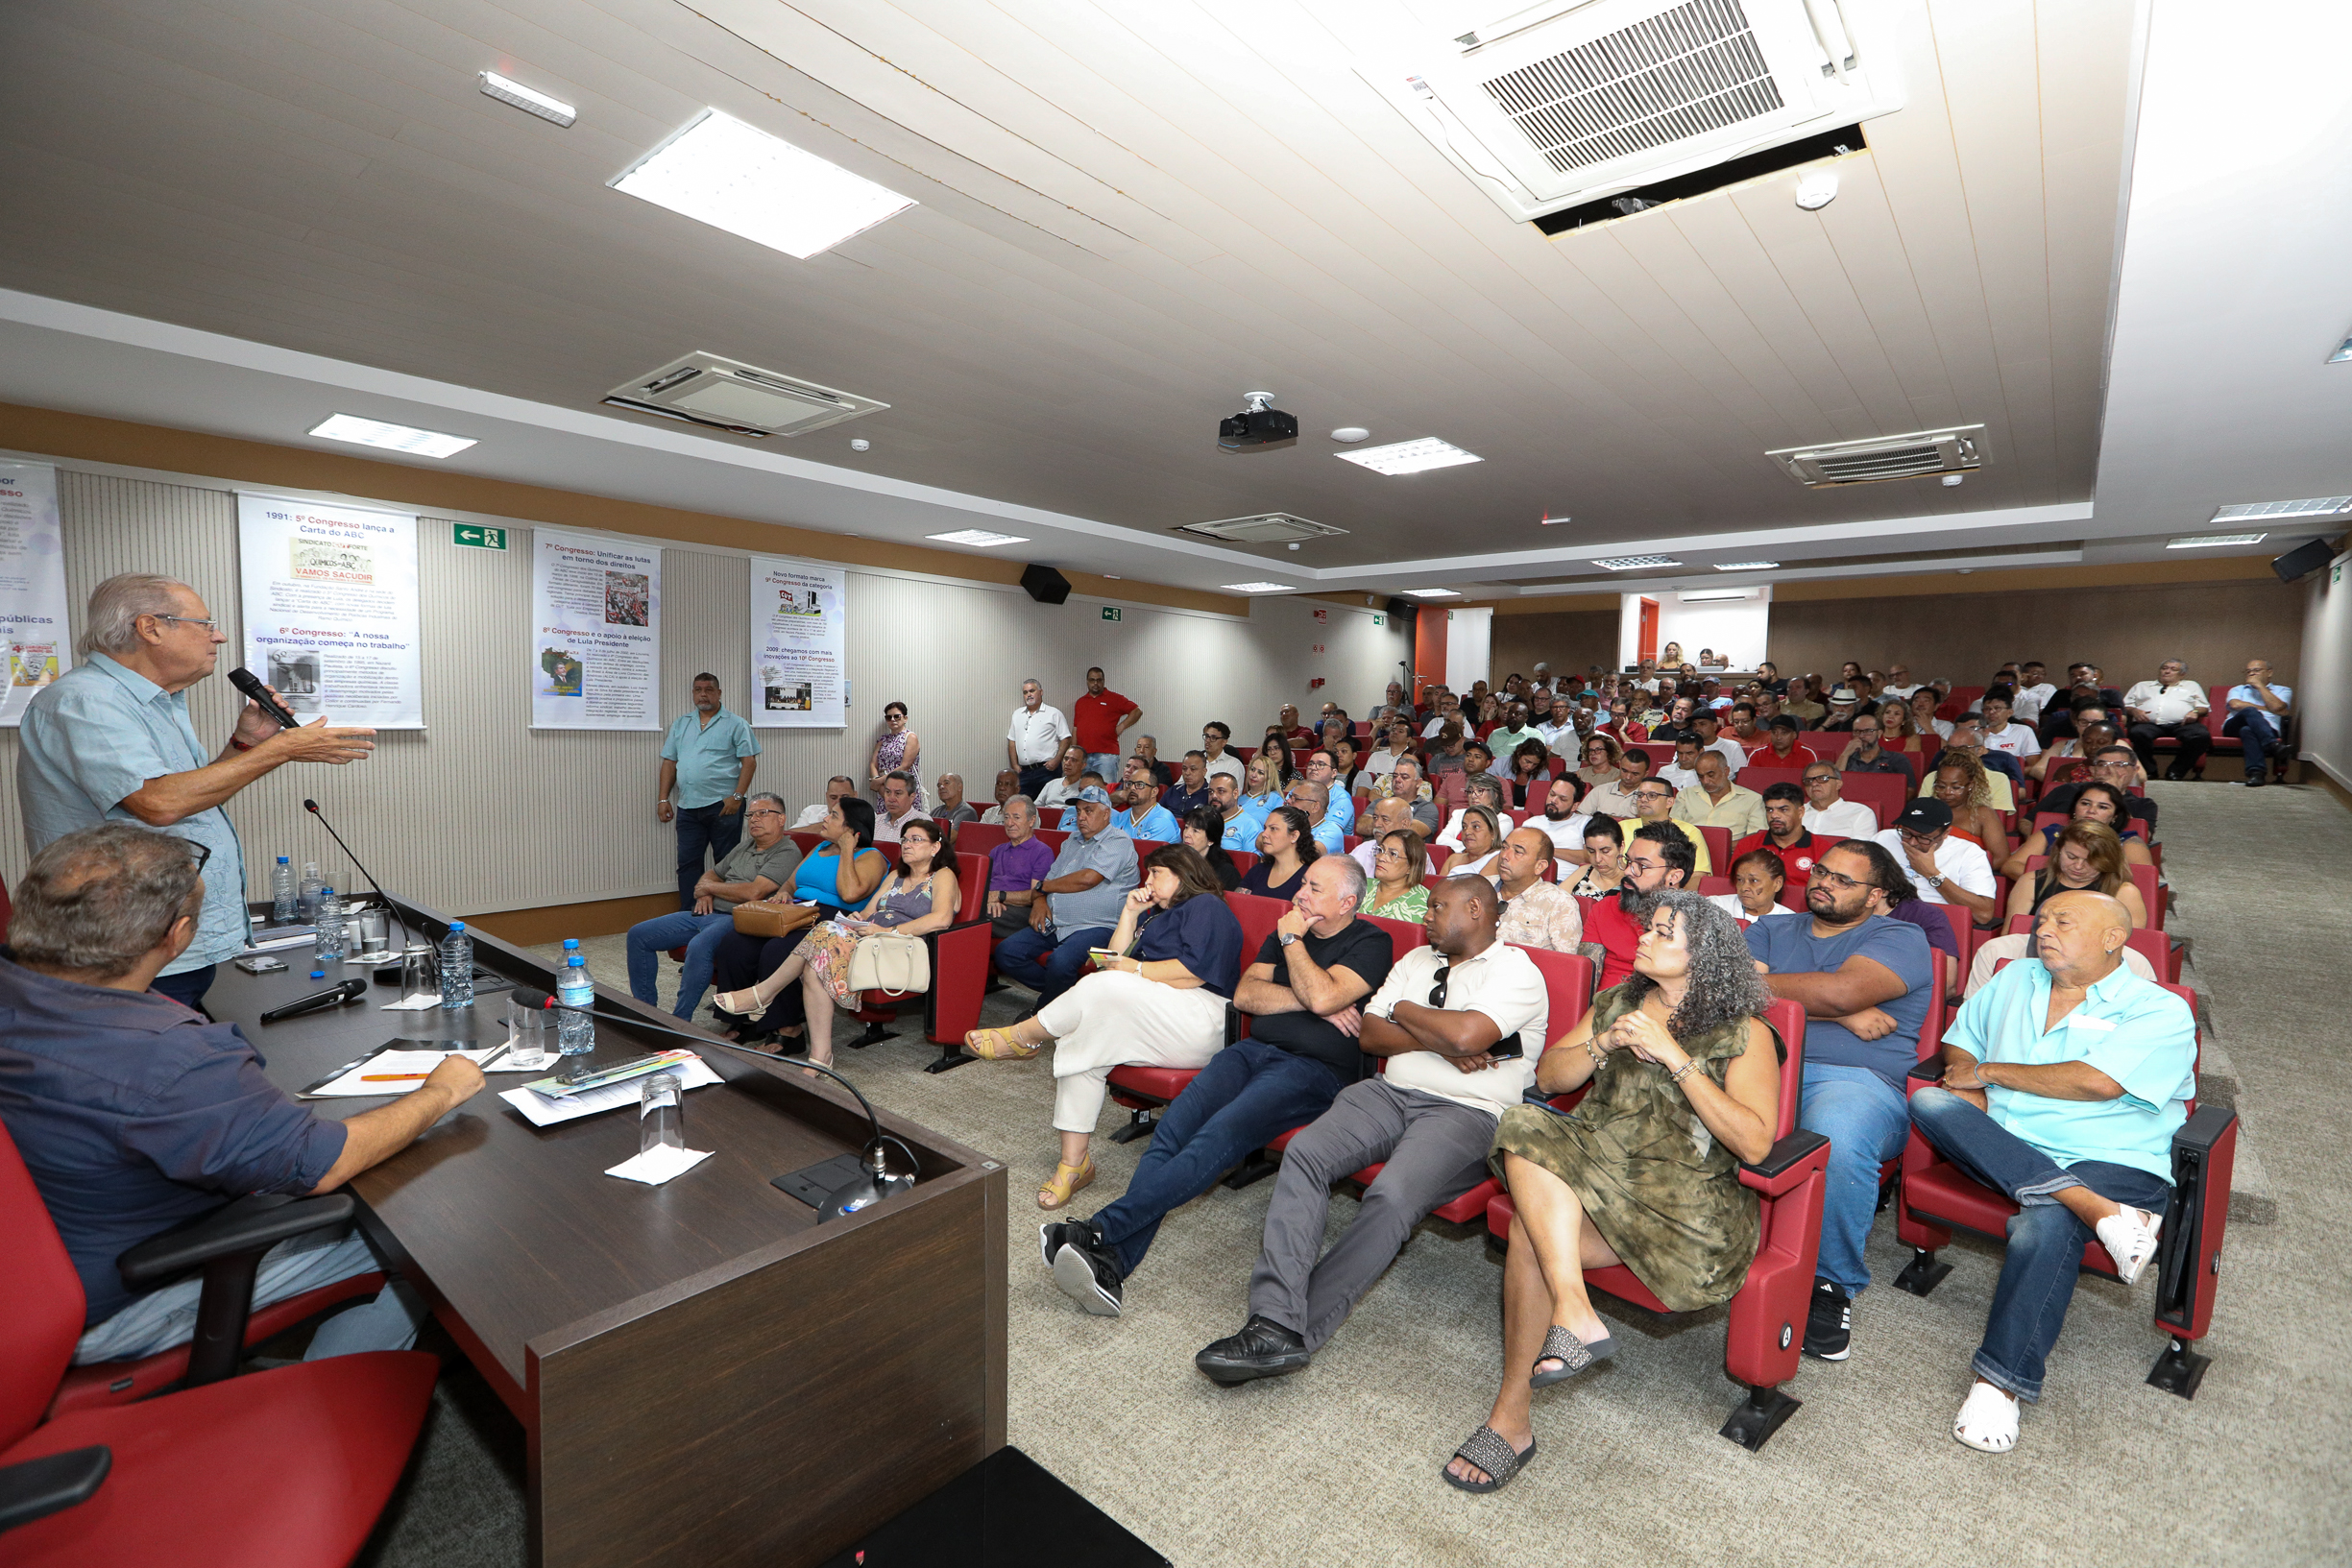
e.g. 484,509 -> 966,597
1074,785 -> 1113,807
1893,798 -> 1952,833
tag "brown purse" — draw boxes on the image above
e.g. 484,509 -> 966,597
731,901 -> 821,939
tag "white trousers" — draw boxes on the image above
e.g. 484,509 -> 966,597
1037,972 -> 1228,1133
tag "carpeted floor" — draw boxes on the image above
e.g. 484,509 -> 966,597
354,778 -> 2351,1567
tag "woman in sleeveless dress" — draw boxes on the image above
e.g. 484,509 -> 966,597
868,701 -> 923,807
707,798 -> 887,1043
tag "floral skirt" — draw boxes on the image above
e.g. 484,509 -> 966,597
800,922 -> 864,1007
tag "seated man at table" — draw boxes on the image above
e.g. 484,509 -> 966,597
993,787 -> 1137,1012
0,823 -> 488,1364
1194,878 -> 1545,1383
983,796 -> 1055,939
1041,856 -> 1393,1315
1912,891 -> 2194,1454
626,791 -> 802,1019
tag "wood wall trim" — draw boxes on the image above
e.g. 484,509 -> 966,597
0,400 -> 1247,616
464,892 -> 677,947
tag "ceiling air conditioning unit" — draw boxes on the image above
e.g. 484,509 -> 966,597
602,352 -> 887,438
1768,424 -> 1984,487
1176,514 -> 1350,544
1357,0 -> 1903,223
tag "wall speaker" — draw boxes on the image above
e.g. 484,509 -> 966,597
1385,596 -> 1414,618
2270,536 -> 2335,584
1020,564 -> 1073,604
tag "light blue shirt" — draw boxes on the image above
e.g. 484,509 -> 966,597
1221,799 -> 1273,852
1045,824 -> 1137,929
1302,811 -> 1346,856
17,654 -> 251,973
2224,682 -> 2291,712
1945,957 -> 2195,1182
1112,803 -> 1179,843
1325,789 -> 1356,832
659,707 -> 761,808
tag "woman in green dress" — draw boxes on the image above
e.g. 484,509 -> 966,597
1361,829 -> 1429,922
1443,889 -> 1782,1493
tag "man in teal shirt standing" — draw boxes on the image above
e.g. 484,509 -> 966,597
657,672 -> 761,910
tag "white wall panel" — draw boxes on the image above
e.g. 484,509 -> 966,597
2296,547 -> 2351,791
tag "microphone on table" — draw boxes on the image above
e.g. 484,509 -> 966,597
303,798 -> 411,964
509,988 -> 915,1221
259,977 -> 368,1024
228,666 -> 302,732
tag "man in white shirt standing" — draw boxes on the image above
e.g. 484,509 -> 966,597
1007,678 -> 1072,800
1874,800 -> 1997,926
1800,763 -> 1880,840
2122,660 -> 2213,781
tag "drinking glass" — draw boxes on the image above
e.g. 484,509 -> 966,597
640,1073 -> 685,1153
504,997 -> 554,1071
399,943 -> 439,1006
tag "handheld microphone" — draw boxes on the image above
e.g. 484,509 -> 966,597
228,666 -> 301,732
303,798 -> 410,958
259,977 -> 368,1023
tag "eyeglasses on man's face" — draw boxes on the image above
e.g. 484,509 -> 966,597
181,839 -> 212,873
1808,864 -> 1864,892
151,613 -> 221,633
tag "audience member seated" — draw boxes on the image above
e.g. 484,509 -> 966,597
1928,745 -> 2017,823
627,791 -> 800,1021
1975,691 -> 2041,769
873,770 -> 925,842
793,773 -> 859,829
1200,720 -> 1246,784
1365,717 -> 1418,784
1999,820 -> 2150,929
1112,765 -> 1179,842
1782,680 -> 1828,725
1240,754 -> 1284,818
1910,688 -> 1954,741
1443,891 -> 1780,1493
1195,879 -> 1546,1387
1241,806 -> 1319,900
1490,827 -> 1584,952
1268,703 -> 1316,749
1163,750 -> 1214,820
1502,738 -> 1553,811
975,768 -> 1021,825
1574,734 -> 1625,792
1735,781 -> 1828,883
1178,803 -> 1245,891
1648,697 -> 1700,747
2041,744 -> 2157,832
1690,708 -> 1744,770
1875,699 -> 1934,766
1537,694 -> 1582,755
1445,803 -> 1506,878
992,787 -> 1138,1012
1262,733 -> 1305,788
2122,659 -> 2212,780
1625,776 -> 1710,876
2222,658 -> 2293,787
1207,771 -> 1262,853
1300,749 -> 1357,832
1674,750 -> 1766,840
1710,848 -> 1787,924
1564,817 -> 1629,901
707,797 -> 888,1044
1832,710 -> 1917,785
1524,773 -> 1592,862
931,772 -> 976,825
1744,838 -> 1935,1363
1913,891 -> 2194,1453
1129,735 -> 1176,790
1362,828 -> 1431,921
1041,858 -> 1392,1316
1755,715 -> 1820,770
2027,706 -> 2116,783
1818,687 -> 1863,732
1726,702 -> 1766,753
2006,779 -> 2155,873
1799,763 -> 1879,840
966,847 -> 1243,1211
1488,703 -> 1542,758
714,818 -> 959,1070
1035,741 -> 1091,811
0,825 -> 478,1367
1875,799 -> 1999,928
1420,689 -> 1466,740
1583,823 -> 1696,987
1350,794 -> 1418,873
1438,774 -> 1514,850
983,796 -> 1055,934
1284,776 -> 1347,855
1657,735 -> 1705,791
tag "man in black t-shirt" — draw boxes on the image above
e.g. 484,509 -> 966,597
1041,856 -> 1394,1316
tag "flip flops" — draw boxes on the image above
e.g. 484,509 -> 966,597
1530,1324 -> 1615,1388
1442,1426 -> 1537,1494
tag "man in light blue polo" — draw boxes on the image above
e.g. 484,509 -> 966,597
657,672 -> 761,910
994,786 -> 1136,1012
1283,778 -> 1346,856
1112,763 -> 1179,843
2221,658 -> 2292,787
16,573 -> 377,1010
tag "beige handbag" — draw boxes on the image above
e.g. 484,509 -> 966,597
844,931 -> 931,994
731,900 -> 821,940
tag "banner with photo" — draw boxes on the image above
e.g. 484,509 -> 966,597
749,556 -> 846,728
0,460 -> 71,726
531,528 -> 661,730
236,494 -> 424,729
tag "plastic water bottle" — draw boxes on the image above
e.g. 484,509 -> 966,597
439,922 -> 474,1009
556,952 -> 595,1056
297,860 -> 326,922
271,856 -> 297,925
314,890 -> 346,963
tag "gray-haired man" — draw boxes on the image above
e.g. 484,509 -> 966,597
626,793 -> 802,1019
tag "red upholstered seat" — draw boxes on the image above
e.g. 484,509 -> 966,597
1838,773 -> 1910,830
851,850 -> 995,1071
1696,825 -> 1733,873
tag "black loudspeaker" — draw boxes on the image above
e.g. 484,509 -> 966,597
1020,565 -> 1073,605
2271,536 -> 2335,584
1385,596 -> 1414,618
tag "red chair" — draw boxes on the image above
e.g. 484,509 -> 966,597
1696,825 -> 1732,875
845,850 -> 995,1073
1423,843 -> 1453,876
1226,850 -> 1259,883
2000,914 -> 2178,983
956,821 -> 1011,858
1103,894 -> 1292,1143
1840,773 -> 1909,830
1484,998 -> 1830,1449
1698,876 -> 1734,899
0,1123 -> 438,1565
1892,979 -> 2237,1396
1735,766 -> 1805,796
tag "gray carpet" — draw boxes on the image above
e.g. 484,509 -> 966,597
355,779 -> 2350,1566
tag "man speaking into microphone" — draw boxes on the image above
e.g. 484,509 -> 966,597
17,572 -> 377,1009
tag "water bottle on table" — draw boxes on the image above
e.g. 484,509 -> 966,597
314,890 -> 346,964
271,856 -> 297,925
556,951 -> 595,1058
439,922 -> 474,1009
297,860 -> 325,922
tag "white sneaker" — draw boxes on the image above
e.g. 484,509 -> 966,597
1953,1381 -> 2019,1453
2095,1205 -> 2163,1285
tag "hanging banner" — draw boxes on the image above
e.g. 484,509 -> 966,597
532,528 -> 661,730
0,460 -> 70,726
750,555 -> 846,728
236,494 -> 424,729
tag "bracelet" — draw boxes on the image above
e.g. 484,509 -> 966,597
1668,1059 -> 1699,1085
1583,1041 -> 1607,1072
230,737 -> 255,753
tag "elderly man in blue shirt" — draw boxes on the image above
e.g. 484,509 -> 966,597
16,573 -> 377,1009
657,672 -> 762,909
991,786 -> 1137,1012
2221,658 -> 2292,786
1910,888 -> 2194,1455
1111,765 -> 1180,843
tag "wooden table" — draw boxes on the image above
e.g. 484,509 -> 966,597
221,899 -> 1009,1568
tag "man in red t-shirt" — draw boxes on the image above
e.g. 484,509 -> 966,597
1733,782 -> 1824,884
1583,820 -> 1697,989
1271,702 -> 1318,749
1756,715 -> 1819,770
1072,665 -> 1141,777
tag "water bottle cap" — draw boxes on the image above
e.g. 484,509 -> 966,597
278,856 -> 289,864
321,887 -> 334,898
309,971 -> 326,980
562,938 -> 579,950
450,921 -> 467,932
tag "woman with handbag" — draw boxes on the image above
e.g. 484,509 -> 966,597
962,845 -> 1243,1211
713,818 -> 959,1068
705,798 -> 888,1043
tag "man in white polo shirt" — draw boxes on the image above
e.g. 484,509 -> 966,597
1006,677 -> 1072,800
1800,763 -> 1880,840
2122,660 -> 2212,781
1874,799 -> 1997,927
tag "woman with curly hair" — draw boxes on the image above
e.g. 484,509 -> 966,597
1574,733 -> 1624,791
1443,890 -> 1782,1493
1929,753 -> 2009,852
1503,737 -> 1552,811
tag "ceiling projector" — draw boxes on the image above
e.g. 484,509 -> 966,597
1219,391 -> 1297,450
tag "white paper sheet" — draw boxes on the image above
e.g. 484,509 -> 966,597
605,1145 -> 715,1185
497,1057 -> 724,1127
303,1047 -> 510,1098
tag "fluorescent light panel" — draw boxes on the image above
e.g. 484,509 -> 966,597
1592,554 -> 1683,570
1677,589 -> 1755,602
925,529 -> 1027,547
611,109 -> 915,260
1334,437 -> 1482,476
1222,582 -> 1297,593
2212,496 -> 2350,521
2167,532 -> 2267,548
1402,589 -> 1461,598
307,414 -> 475,459
479,70 -> 576,127
1713,561 -> 1779,570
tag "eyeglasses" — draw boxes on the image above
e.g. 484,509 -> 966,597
180,839 -> 212,873
151,614 -> 220,632
1427,963 -> 1451,1009
746,807 -> 785,818
1808,864 -> 1863,891
1374,845 -> 1406,861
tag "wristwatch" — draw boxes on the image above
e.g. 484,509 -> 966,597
1278,931 -> 1300,948
1925,872 -> 1947,888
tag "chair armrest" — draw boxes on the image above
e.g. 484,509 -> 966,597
2172,1102 -> 2236,1158
118,1192 -> 356,1290
1738,1129 -> 1830,1195
1224,1002 -> 1241,1047
0,1447 -> 111,1536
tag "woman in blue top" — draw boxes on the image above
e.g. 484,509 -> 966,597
963,845 -> 1243,1211
708,798 -> 887,1044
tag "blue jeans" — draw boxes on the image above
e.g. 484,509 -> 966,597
1799,1062 -> 1912,1293
75,1229 -> 424,1365
626,909 -> 735,1020
674,802 -> 743,909
1088,1040 -> 1343,1277
2220,710 -> 2279,778
1910,1087 -> 2172,1401
994,924 -> 1112,1010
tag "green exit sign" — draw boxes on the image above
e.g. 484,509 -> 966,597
1372,614 -> 1385,627
1101,606 -> 1122,621
452,522 -> 507,550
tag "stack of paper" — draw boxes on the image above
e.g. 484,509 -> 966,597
498,1056 -> 723,1127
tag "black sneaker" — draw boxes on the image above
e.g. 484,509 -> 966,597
1050,1237 -> 1126,1317
1038,1220 -> 1097,1269
1195,1314 -> 1311,1385
1805,1278 -> 1852,1362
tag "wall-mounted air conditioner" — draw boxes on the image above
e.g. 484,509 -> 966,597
603,352 -> 887,438
1358,0 -> 1904,224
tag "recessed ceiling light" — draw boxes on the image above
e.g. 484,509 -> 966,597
1592,554 -> 1683,570
1677,588 -> 1757,603
1713,561 -> 1779,570
2167,532 -> 2268,548
611,109 -> 915,260
479,70 -> 576,127
1334,437 -> 1482,476
1222,582 -> 1297,593
307,414 -> 475,459
1330,427 -> 1370,443
2211,497 -> 2350,522
1402,589 -> 1461,598
925,529 -> 1027,547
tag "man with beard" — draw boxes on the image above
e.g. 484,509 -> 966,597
1579,821 -> 1693,989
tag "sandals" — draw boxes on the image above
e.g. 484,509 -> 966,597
1952,1381 -> 2019,1453
965,1026 -> 1042,1061
2094,1205 -> 2163,1285
1036,1158 -> 1095,1211
1442,1426 -> 1537,1494
1530,1324 -> 1614,1388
